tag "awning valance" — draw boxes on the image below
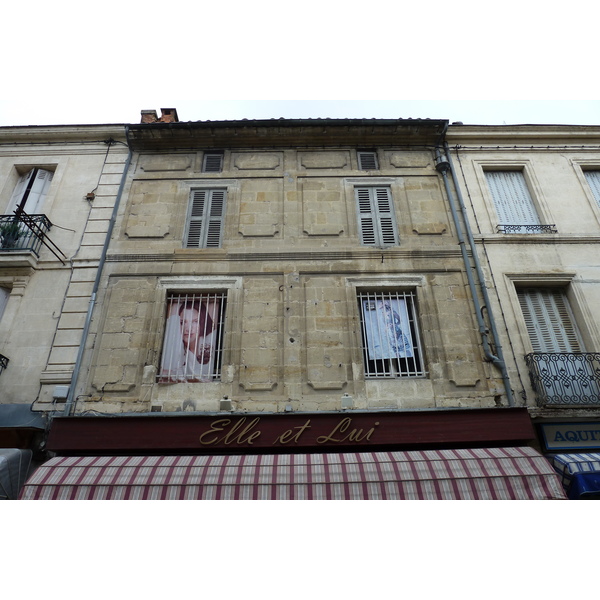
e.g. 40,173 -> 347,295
19,446 -> 566,500
550,453 -> 600,499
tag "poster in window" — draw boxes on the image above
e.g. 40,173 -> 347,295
159,296 -> 220,382
363,298 -> 413,360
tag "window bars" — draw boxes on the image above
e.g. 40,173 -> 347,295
357,290 -> 425,378
158,292 -> 227,383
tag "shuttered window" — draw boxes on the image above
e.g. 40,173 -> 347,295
584,170 -> 600,209
485,171 -> 540,232
355,187 -> 398,247
202,153 -> 223,173
358,151 -> 378,171
6,168 -> 53,215
185,189 -> 226,248
517,288 -> 583,352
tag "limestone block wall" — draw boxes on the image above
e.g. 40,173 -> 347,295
77,145 -> 504,414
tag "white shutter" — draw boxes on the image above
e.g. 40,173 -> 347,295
6,168 -> 53,215
584,171 -> 600,208
517,288 -> 583,352
485,171 -> 540,228
355,187 -> 398,247
185,189 -> 226,248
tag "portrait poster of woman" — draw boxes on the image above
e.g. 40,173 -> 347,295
159,294 -> 222,382
362,298 -> 414,361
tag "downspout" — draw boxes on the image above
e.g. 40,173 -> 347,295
434,136 -> 514,407
63,127 -> 132,416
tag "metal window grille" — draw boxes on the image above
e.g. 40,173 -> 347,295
158,292 -> 227,383
202,153 -> 224,173
358,290 -> 425,378
358,151 -> 378,170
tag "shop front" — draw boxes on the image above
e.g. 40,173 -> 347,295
536,421 -> 600,499
20,407 -> 567,500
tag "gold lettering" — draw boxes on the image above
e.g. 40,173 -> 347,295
317,417 -> 352,444
223,417 -> 262,445
199,419 -> 231,445
273,420 -> 312,445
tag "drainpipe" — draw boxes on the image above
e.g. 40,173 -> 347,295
434,143 -> 514,407
63,128 -> 132,416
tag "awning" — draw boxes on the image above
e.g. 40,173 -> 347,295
19,446 -> 566,500
549,453 -> 600,499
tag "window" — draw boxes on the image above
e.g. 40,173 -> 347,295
6,168 -> 53,215
358,151 -> 378,171
358,290 -> 425,377
584,170 -> 600,209
485,171 -> 553,233
158,291 -> 227,383
202,153 -> 224,173
0,287 -> 9,322
184,189 -> 226,248
355,186 -> 399,246
517,287 -> 599,404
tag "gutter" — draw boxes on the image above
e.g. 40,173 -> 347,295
434,138 -> 514,407
63,127 -> 132,416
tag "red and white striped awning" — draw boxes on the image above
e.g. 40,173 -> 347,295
19,446 -> 566,500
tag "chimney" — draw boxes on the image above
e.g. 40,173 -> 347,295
140,110 -> 158,123
159,108 -> 179,123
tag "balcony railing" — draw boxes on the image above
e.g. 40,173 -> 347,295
0,354 -> 8,375
0,215 -> 52,257
525,352 -> 600,406
497,224 -> 557,234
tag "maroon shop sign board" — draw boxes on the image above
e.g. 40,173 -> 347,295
47,408 -> 535,455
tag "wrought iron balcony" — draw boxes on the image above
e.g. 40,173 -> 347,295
0,353 -> 8,375
497,224 -> 557,234
525,352 -> 600,406
0,215 -> 52,257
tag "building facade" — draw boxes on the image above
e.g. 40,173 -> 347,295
10,112 -> 583,499
0,123 -> 129,497
447,124 -> 600,498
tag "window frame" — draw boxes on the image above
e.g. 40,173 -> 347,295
356,288 -> 426,378
474,161 -> 552,234
5,167 -> 54,216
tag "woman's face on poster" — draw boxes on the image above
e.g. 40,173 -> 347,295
180,307 -> 201,350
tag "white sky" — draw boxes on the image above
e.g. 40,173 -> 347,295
2,1 -> 598,128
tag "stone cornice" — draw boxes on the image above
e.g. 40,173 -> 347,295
0,124 -> 128,146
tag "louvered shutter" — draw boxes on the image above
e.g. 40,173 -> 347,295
517,288 -> 582,352
355,187 -> 398,247
185,189 -> 226,248
358,151 -> 378,170
485,171 -> 540,229
203,154 -> 223,173
6,168 -> 53,215
584,171 -> 600,208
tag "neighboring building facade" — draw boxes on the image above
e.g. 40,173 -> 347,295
447,124 -> 600,498
0,123 -> 129,497
19,112 -> 567,499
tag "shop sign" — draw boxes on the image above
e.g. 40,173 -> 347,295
539,422 -> 600,451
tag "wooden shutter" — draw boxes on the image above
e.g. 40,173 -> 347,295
485,171 -> 540,227
358,151 -> 378,170
203,154 -> 223,173
584,171 -> 600,208
6,168 -> 53,215
355,187 -> 398,247
517,288 -> 583,352
185,189 -> 226,248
